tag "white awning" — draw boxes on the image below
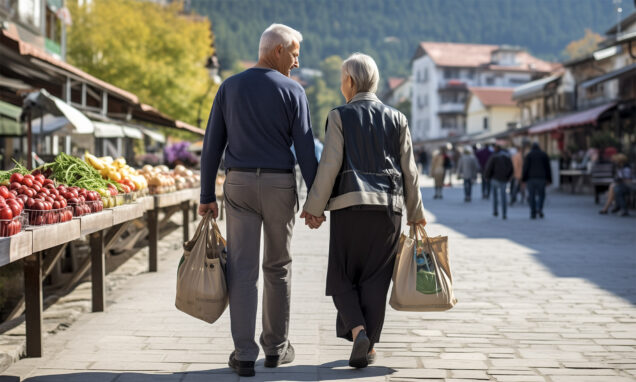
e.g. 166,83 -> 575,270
24,89 -> 94,134
139,127 -> 165,143
122,126 -> 143,140
93,121 -> 125,138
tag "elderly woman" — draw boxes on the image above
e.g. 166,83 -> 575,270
301,53 -> 426,368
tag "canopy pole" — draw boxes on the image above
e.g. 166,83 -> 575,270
27,109 -> 32,170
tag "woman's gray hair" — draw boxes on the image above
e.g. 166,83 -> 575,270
341,53 -> 380,93
259,24 -> 303,59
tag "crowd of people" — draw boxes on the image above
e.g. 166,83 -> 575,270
416,141 -> 633,219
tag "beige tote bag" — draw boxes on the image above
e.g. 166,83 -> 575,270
389,225 -> 457,311
175,212 -> 228,323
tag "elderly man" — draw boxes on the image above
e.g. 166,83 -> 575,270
199,24 -> 317,377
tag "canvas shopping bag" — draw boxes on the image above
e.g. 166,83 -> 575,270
175,212 -> 228,323
389,224 -> 457,311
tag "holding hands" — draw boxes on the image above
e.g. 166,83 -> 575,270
300,210 -> 326,229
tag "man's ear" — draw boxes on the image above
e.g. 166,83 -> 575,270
275,44 -> 283,57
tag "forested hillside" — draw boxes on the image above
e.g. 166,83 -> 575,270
191,0 -> 634,77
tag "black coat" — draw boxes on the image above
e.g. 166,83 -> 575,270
522,147 -> 552,183
484,152 -> 513,182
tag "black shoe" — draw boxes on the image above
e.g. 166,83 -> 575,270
530,214 -> 536,219
367,349 -> 376,365
349,330 -> 370,368
611,206 -> 621,214
264,343 -> 295,368
599,210 -> 608,215
620,211 -> 629,217
503,215 -> 507,220
538,212 -> 544,219
493,212 -> 498,217
228,351 -> 255,377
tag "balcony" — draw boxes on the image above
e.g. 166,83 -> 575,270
437,102 -> 466,114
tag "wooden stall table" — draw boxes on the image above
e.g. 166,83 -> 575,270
0,231 -> 33,268
78,210 -> 113,314
23,220 -> 81,357
147,188 -> 200,272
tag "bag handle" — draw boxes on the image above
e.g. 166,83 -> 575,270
184,211 -> 212,251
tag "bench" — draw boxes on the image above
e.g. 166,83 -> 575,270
590,162 -> 614,204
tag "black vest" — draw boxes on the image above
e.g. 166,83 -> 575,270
329,99 -> 404,210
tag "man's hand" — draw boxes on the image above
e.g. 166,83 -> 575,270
300,210 -> 326,229
407,218 -> 427,228
198,202 -> 219,219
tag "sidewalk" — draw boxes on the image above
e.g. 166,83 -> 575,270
1,179 -> 636,381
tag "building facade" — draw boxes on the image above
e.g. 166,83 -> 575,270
465,87 -> 518,136
411,42 -> 556,142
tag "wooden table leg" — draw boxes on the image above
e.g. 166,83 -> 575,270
182,201 -> 190,243
148,209 -> 158,272
24,252 -> 42,357
90,230 -> 105,312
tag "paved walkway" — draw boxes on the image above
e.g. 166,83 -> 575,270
2,180 -> 636,381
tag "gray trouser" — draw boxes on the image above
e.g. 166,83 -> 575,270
224,170 -> 296,361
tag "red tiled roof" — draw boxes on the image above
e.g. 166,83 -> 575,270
416,42 -> 555,72
388,77 -> 406,90
469,87 -> 516,107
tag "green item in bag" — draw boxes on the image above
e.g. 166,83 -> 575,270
416,269 -> 441,294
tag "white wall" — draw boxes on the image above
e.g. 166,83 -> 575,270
466,96 -> 487,135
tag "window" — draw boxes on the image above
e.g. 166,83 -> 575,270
509,78 -> 527,85
485,77 -> 495,85
417,95 -> 428,110
444,68 -> 459,79
483,117 -> 489,130
417,68 -> 428,84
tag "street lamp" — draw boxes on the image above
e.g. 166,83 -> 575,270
196,54 -> 221,129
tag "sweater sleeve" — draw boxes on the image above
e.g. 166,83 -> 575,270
399,114 -> 425,222
302,109 -> 344,217
200,85 -> 227,204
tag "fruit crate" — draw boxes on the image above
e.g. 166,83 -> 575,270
0,214 -> 27,237
23,206 -> 73,226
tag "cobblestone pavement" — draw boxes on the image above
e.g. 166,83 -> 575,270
1,181 -> 636,382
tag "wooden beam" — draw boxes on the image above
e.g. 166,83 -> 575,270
181,201 -> 190,243
23,253 -> 42,357
90,231 -> 105,312
148,209 -> 158,272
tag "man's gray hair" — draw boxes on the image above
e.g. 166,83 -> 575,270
341,53 -> 380,93
259,24 -> 303,59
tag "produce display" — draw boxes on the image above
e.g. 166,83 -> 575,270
138,164 -> 200,194
84,153 -> 148,194
0,152 -> 199,237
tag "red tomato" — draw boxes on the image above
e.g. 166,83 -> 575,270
0,186 -> 9,199
32,184 -> 41,192
9,173 -> 23,184
52,201 -> 61,210
59,199 -> 67,208
26,198 -> 35,209
34,175 -> 45,184
34,200 -> 44,211
0,207 -> 13,220
40,188 -> 50,195
65,210 -> 73,221
14,220 -> 22,234
34,215 -> 45,226
43,179 -> 54,186
22,178 -> 33,187
46,213 -> 55,224
8,190 -> 17,198
0,221 -> 9,236
10,182 -> 20,190
23,174 -> 34,181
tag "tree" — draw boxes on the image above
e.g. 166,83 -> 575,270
67,0 -> 216,131
319,55 -> 343,89
562,29 -> 604,60
305,78 -> 342,140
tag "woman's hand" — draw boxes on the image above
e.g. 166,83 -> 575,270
300,210 -> 326,229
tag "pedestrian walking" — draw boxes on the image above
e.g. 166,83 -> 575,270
419,150 -> 429,175
484,145 -> 513,219
475,144 -> 493,199
199,24 -> 318,377
431,148 -> 446,199
456,146 -> 480,202
510,145 -> 525,205
522,142 -> 552,219
301,53 -> 426,369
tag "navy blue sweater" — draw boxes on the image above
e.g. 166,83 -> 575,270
200,68 -> 318,203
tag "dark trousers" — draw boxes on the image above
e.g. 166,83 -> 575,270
463,179 -> 473,199
481,173 -> 491,198
491,179 -> 507,217
615,183 -> 629,212
328,207 -> 401,350
510,178 -> 522,204
527,178 -> 546,216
